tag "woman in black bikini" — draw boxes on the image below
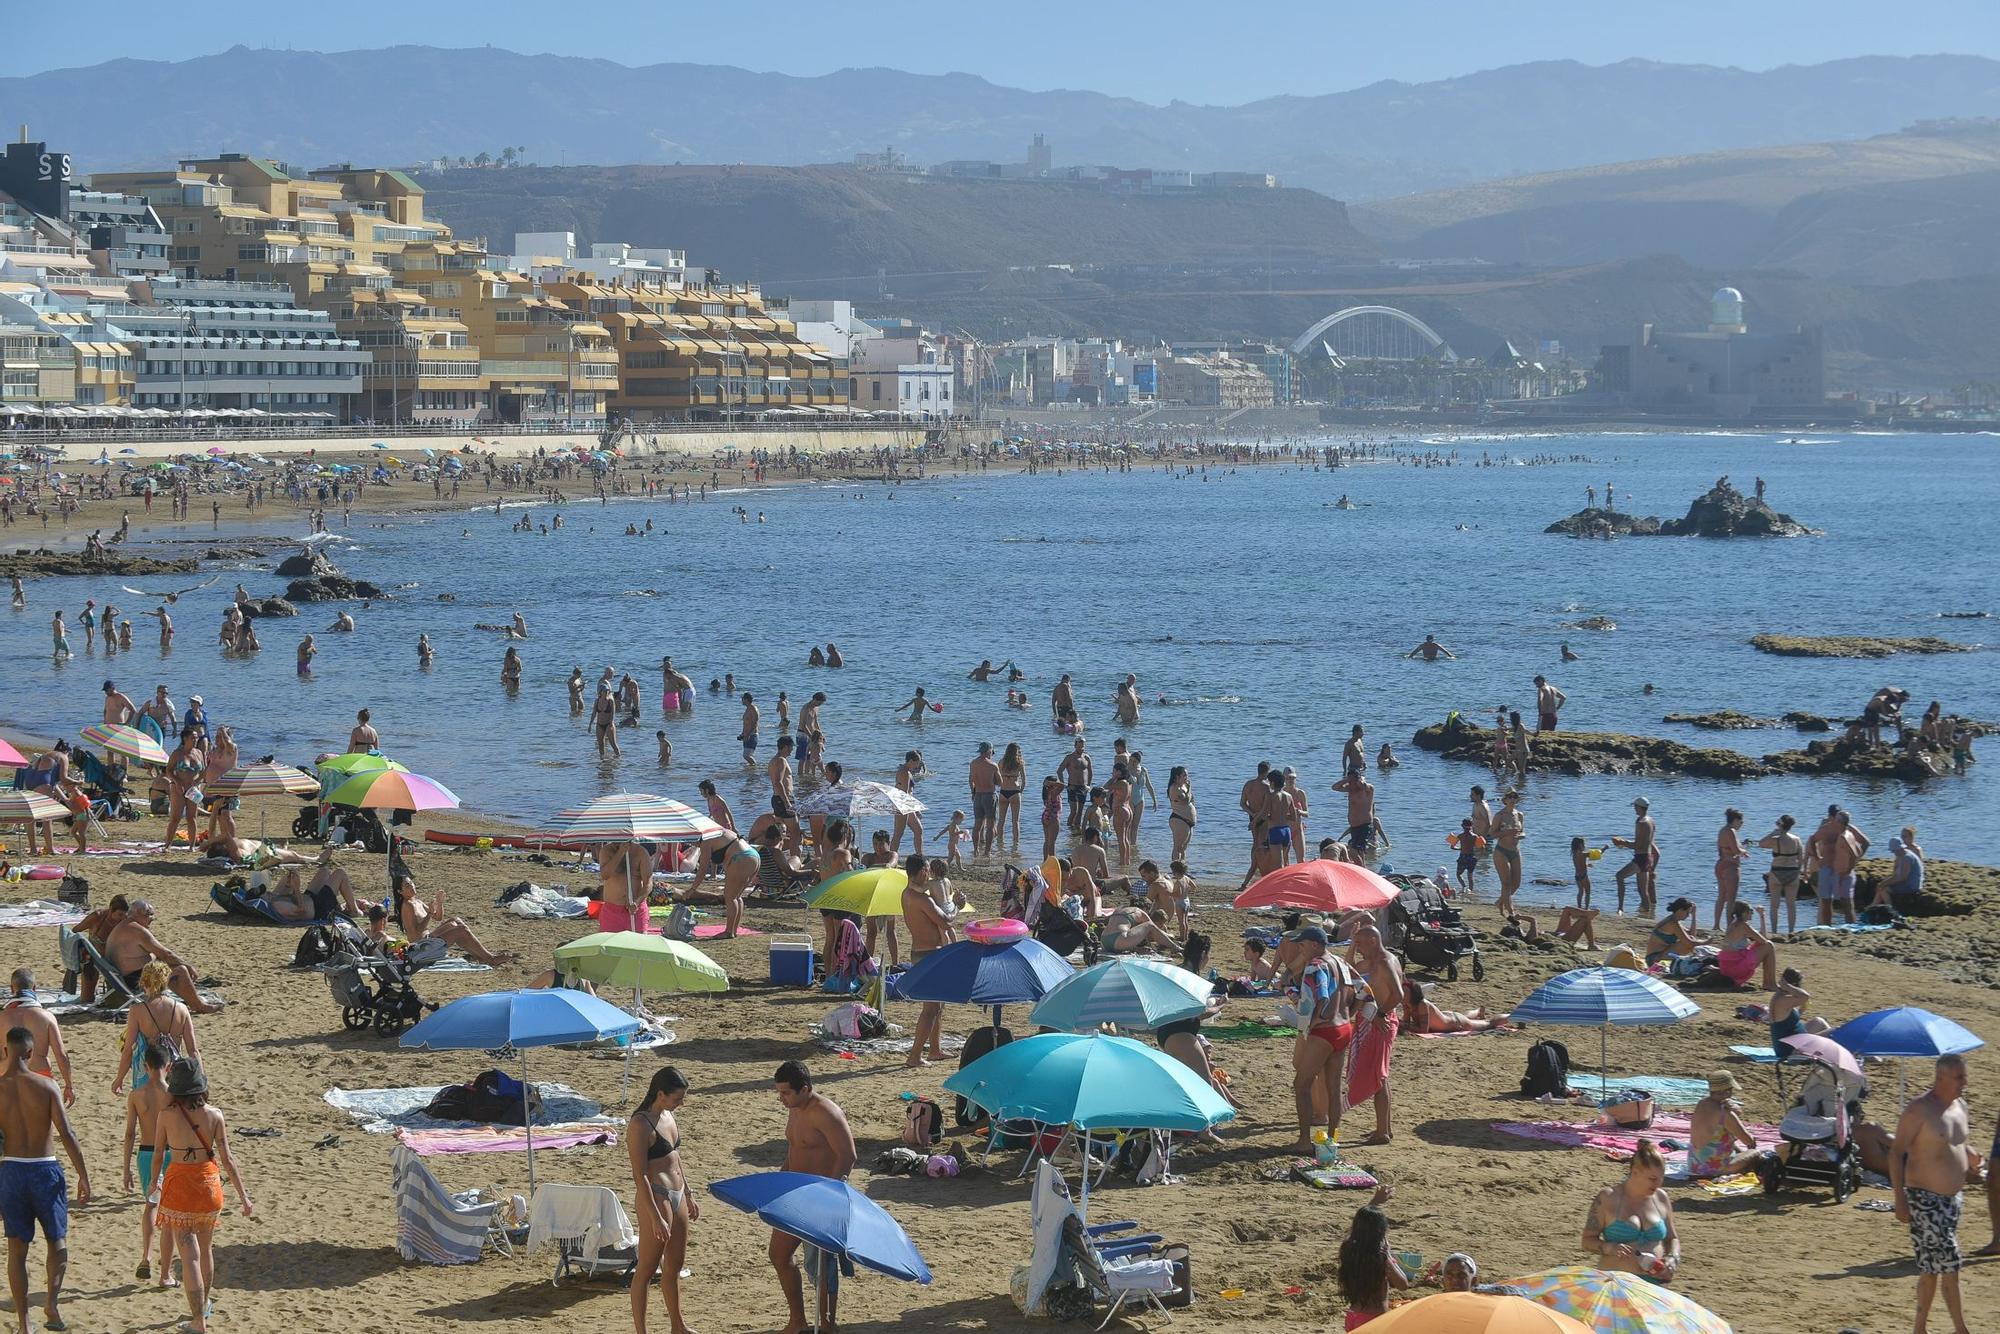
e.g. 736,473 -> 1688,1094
628,1066 -> 696,1334
997,743 -> 1026,848
1166,766 -> 1196,866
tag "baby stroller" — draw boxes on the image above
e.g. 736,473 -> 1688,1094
1758,1058 -> 1867,1202
1387,883 -> 1483,981
316,923 -> 437,1037
76,751 -> 133,822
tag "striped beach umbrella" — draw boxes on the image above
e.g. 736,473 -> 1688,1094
324,769 -> 460,812
1513,967 -> 1700,1077
1502,1266 -> 1732,1334
78,723 -> 170,768
206,762 -> 321,799
1031,957 -> 1212,1033
317,751 -> 407,778
539,792 -> 726,845
0,791 -> 70,823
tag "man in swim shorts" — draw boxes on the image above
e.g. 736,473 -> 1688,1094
1290,927 -> 1357,1152
968,743 -> 1000,857
1892,1054 -> 1974,1333
0,1025 -> 91,1334
1812,809 -> 1869,928
1347,925 -> 1405,1146
1534,674 -> 1567,733
1058,738 -> 1092,834
1333,771 -> 1381,853
899,856 -> 955,1070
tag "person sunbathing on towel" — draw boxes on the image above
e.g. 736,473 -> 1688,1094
1099,906 -> 1180,955
200,836 -> 309,868
1402,980 -> 1510,1034
392,875 -> 515,966
278,845 -> 364,917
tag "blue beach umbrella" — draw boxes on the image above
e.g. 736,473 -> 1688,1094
709,1172 -> 930,1282
402,988 -> 641,1185
1512,966 -> 1701,1078
1031,957 -> 1212,1033
1827,1006 -> 1983,1059
895,935 -> 1074,1028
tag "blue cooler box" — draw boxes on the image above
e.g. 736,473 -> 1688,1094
770,933 -> 816,986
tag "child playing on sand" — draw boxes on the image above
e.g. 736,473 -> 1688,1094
942,811 -> 967,869
1572,836 -> 1593,907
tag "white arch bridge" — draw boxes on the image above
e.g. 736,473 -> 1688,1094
1289,306 -> 1457,362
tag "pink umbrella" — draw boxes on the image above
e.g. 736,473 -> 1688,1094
1782,1032 -> 1865,1080
0,738 -> 28,768
1233,860 -> 1400,914
206,446 -> 226,456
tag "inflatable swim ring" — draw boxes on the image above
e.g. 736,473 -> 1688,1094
23,866 -> 63,881
966,918 -> 1028,944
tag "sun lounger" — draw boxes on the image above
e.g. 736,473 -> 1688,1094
391,1143 -> 515,1264
60,928 -> 138,1011
524,1183 -> 637,1284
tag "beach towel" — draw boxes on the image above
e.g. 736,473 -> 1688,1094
69,840 -> 167,858
1570,1075 -> 1712,1107
0,901 -> 86,930
1729,1044 -> 1783,1064
1495,1112 -> 1783,1162
1698,1172 -> 1763,1197
1206,1020 -> 1298,1041
1347,1012 -> 1400,1106
1799,923 -> 1896,935
397,1123 -> 616,1156
1410,1028 -> 1503,1039
421,956 -> 494,974
812,1031 -> 963,1058
324,1083 -> 609,1134
690,923 -> 762,940
502,884 -> 589,919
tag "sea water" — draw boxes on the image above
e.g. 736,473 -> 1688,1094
3,430 -> 1995,910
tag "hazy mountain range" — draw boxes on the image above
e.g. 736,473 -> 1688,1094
6,46 -> 2000,198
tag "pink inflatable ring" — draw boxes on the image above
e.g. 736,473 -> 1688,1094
966,918 -> 1028,944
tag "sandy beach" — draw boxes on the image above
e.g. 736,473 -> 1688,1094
0,784 -> 1992,1334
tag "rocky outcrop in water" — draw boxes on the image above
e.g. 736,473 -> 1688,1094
1547,480 -> 1819,539
1411,714 -> 1766,779
274,549 -> 336,579
0,549 -> 197,578
1664,709 -> 1833,731
238,597 -> 297,619
1761,735 -> 1955,781
1750,634 -> 1974,659
285,572 -> 385,603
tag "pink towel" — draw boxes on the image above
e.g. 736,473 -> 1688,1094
396,1123 -> 617,1156
1494,1113 -> 1782,1160
690,924 -> 763,940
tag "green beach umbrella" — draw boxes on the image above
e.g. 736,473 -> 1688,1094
554,931 -> 730,994
805,866 -> 910,918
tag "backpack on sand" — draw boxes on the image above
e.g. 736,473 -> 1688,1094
1521,1038 -> 1573,1099
902,1095 -> 943,1147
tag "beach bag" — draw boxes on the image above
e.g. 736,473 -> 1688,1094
293,923 -> 343,968
902,1096 -> 943,1147
1521,1038 -> 1572,1099
1114,1130 -> 1168,1184
660,903 -> 697,942
1603,944 -> 1643,971
819,1002 -> 888,1042
57,872 -> 90,906
1602,1092 -> 1655,1129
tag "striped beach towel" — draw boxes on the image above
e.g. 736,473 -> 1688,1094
392,1144 -> 501,1265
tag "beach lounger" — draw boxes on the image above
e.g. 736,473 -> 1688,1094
1022,1161 -> 1180,1327
524,1183 -> 637,1284
60,927 -> 137,1011
391,1144 -> 515,1265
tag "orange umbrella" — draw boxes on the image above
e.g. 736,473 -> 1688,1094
1233,859 -> 1400,913
1364,1292 -> 1593,1333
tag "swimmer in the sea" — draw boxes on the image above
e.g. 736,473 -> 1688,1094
1561,643 -> 1579,662
1406,634 -> 1456,662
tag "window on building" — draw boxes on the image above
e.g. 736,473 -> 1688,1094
871,382 -> 881,401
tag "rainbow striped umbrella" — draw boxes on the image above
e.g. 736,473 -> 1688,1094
1502,1266 -> 1732,1334
78,723 -> 170,767
0,791 -> 70,823
206,762 -> 321,799
324,769 -> 460,812
538,792 -> 726,845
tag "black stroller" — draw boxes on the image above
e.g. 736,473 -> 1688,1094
1386,883 -> 1483,981
315,922 -> 438,1036
1758,1058 -> 1867,1202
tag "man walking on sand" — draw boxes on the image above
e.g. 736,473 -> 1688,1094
1893,1055 -> 1974,1333
0,1025 -> 91,1334
1347,924 -> 1405,1146
769,1061 -> 857,1334
900,856 -> 956,1069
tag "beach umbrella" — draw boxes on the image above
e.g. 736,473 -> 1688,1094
538,792 -> 725,845
1826,1006 -> 1983,1104
78,723 -> 170,768
317,751 -> 406,780
0,738 -> 28,768
401,987 -> 641,1187
372,441 -> 389,450
205,445 -> 225,456
1233,859 -> 1399,913
0,791 -> 71,825
944,1032 -> 1232,1213
793,780 -> 923,819
1511,967 -> 1700,1078
709,1171 -> 929,1328
325,768 -> 459,898
1780,1032 -> 1865,1081
1031,957 -> 1212,1033
1364,1292 -> 1593,1334
118,448 -> 138,455
805,866 -> 910,918
554,931 -> 729,994
897,934 -> 1075,1029
207,761 -> 322,839
1502,1266 -> 1732,1334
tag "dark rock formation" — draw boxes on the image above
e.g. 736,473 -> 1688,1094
1548,480 -> 1818,539
1664,710 -> 1779,729
1750,634 -> 1974,659
238,597 -> 297,619
285,573 -> 385,603
1411,713 -> 1767,780
1783,711 -> 1831,732
273,550 -> 338,579
0,550 -> 197,578
1761,735 -> 1954,781
1563,615 -> 1618,631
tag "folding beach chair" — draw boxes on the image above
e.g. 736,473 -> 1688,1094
61,928 -> 138,1012
391,1144 -> 514,1265
1023,1161 -> 1180,1328
524,1184 -> 638,1285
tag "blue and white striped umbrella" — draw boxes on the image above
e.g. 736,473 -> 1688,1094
1031,957 -> 1213,1033
1513,967 -> 1701,1076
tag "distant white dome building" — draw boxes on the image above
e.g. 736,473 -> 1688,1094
1710,286 -> 1746,334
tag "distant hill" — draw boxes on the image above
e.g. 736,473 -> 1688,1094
423,165 -> 1380,279
1353,121 -> 2000,282
7,46 -> 2000,199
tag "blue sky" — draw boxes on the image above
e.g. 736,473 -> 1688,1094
9,0 -> 1999,103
